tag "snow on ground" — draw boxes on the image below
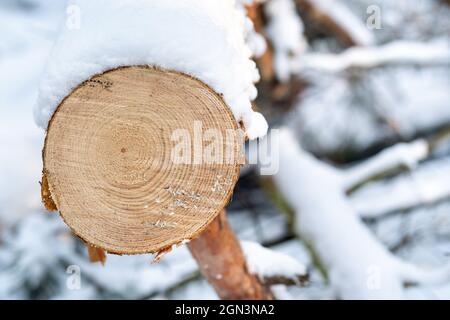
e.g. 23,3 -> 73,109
0,213 -> 201,299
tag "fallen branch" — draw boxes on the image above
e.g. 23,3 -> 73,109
346,127 -> 450,218
246,2 -> 275,82
343,139 -> 429,192
350,158 -> 450,219
292,40 -> 450,74
295,0 -> 375,46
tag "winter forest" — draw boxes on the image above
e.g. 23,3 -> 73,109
1,0 -> 450,300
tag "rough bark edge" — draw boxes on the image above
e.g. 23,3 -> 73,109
86,243 -> 107,265
40,169 -> 57,212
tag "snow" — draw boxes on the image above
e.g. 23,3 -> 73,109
289,2 -> 450,155
350,157 -> 450,218
0,213 -> 200,300
0,2 -> 62,226
294,40 -> 450,73
237,0 -> 267,59
343,139 -> 429,190
349,0 -> 450,43
269,127 -> 450,299
34,0 -> 267,139
304,0 -> 375,46
264,0 -> 308,81
2,0 -> 450,300
291,67 -> 450,155
241,240 -> 307,283
227,209 -> 288,244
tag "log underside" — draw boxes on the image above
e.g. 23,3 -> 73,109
42,66 -> 242,255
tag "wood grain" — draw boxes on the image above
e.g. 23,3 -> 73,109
43,66 -> 242,255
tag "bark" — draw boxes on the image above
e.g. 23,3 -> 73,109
188,210 -> 274,300
86,243 -> 107,265
246,3 -> 275,82
296,0 -> 368,47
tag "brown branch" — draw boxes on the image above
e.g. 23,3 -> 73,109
188,210 -> 274,300
246,3 -> 275,82
296,0 -> 370,47
261,274 -> 309,287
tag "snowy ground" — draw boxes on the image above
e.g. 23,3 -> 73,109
1,0 -> 449,299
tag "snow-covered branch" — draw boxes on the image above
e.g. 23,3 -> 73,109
296,0 -> 374,46
241,240 -> 308,286
292,40 -> 450,74
264,0 -> 308,81
350,158 -> 450,218
267,128 -> 450,299
399,261 -> 450,287
343,139 -> 429,192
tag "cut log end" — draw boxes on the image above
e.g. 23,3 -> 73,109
42,66 -> 242,255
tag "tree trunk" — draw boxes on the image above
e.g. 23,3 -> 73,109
188,210 -> 274,300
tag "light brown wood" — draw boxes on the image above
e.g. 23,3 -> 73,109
188,210 -> 274,300
43,66 -> 242,255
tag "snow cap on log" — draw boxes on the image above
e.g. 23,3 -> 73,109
34,0 -> 268,139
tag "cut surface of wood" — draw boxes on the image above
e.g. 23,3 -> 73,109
188,211 -> 274,300
43,66 -> 242,255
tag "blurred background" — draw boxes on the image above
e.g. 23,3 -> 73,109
1,0 -> 450,299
